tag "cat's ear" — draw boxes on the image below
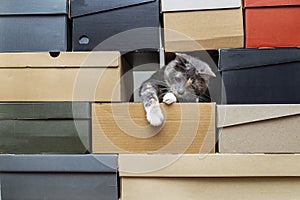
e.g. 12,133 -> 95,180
195,62 -> 216,80
175,53 -> 188,66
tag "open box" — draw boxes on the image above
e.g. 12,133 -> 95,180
92,103 -> 215,154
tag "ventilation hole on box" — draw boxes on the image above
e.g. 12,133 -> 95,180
49,52 -> 60,58
79,35 -> 89,45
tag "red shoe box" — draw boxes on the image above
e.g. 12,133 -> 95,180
244,0 -> 300,48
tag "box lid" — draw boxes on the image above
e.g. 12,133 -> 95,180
244,0 -> 300,8
0,103 -> 90,120
119,154 -> 300,177
217,105 -> 300,128
0,52 -> 120,68
70,0 -> 156,18
0,154 -> 117,172
0,0 -> 68,15
219,48 -> 300,71
162,0 -> 241,12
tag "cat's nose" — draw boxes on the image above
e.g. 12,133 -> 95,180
177,88 -> 185,95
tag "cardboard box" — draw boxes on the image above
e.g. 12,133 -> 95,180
92,103 -> 215,154
70,0 -> 159,51
0,103 -> 90,154
0,0 -> 69,52
244,0 -> 300,48
219,48 -> 300,104
119,154 -> 300,200
0,154 -> 118,200
0,52 -> 131,102
162,0 -> 244,51
218,104 -> 300,153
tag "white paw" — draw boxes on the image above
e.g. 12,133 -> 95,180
163,92 -> 177,105
146,104 -> 164,126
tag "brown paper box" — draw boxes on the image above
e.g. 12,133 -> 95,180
163,7 -> 244,51
218,105 -> 300,153
92,103 -> 215,154
119,154 -> 300,200
0,52 -> 128,102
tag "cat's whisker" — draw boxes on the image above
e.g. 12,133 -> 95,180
201,93 -> 212,99
198,96 -> 211,102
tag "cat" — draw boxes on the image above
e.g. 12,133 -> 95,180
139,53 -> 216,126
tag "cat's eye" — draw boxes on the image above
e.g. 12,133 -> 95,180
175,77 -> 181,82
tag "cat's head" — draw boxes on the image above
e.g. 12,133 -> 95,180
164,53 -> 216,99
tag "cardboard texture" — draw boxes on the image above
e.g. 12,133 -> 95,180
163,6 -> 244,51
218,105 -> 300,153
92,103 -> 215,154
0,52 -> 131,102
119,154 -> 300,200
0,0 -> 69,52
0,154 -> 118,200
119,154 -> 300,177
244,0 -> 300,48
162,0 -> 241,12
70,0 -> 159,51
219,48 -> 300,104
121,177 -> 300,200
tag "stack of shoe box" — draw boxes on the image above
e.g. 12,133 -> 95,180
218,0 -> 300,153
119,0 -> 300,199
0,0 -> 124,199
0,0 -> 300,199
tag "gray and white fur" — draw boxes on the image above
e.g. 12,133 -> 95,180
139,53 -> 216,126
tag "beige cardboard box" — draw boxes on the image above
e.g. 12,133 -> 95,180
0,52 -> 130,101
92,103 -> 215,154
163,0 -> 244,51
218,105 -> 300,153
119,154 -> 300,200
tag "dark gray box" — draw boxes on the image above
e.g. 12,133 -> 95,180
0,154 -> 118,200
123,51 -> 160,71
0,103 -> 90,154
122,52 -> 160,102
219,48 -> 300,104
70,0 -> 159,51
0,0 -> 69,52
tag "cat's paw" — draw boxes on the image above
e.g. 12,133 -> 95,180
146,104 -> 164,126
163,92 -> 177,105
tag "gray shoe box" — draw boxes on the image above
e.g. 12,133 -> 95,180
0,0 -> 69,52
0,154 -> 118,200
0,103 -> 90,154
70,0 -> 159,51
